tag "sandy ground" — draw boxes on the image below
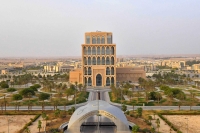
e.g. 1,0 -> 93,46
151,115 -> 176,133
28,116 -> 45,133
0,115 -> 35,133
164,115 -> 200,133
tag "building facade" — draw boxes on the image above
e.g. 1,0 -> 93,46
82,32 -> 116,87
69,31 -> 146,87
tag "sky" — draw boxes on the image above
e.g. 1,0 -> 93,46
0,0 -> 200,57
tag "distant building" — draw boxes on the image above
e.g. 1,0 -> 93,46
161,60 -> 185,69
69,31 -> 146,87
44,62 -> 74,73
192,64 -> 200,73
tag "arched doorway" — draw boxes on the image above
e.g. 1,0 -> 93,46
96,74 -> 102,86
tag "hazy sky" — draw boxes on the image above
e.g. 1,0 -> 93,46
0,0 -> 200,57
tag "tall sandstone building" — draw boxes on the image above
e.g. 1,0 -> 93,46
70,31 -> 145,87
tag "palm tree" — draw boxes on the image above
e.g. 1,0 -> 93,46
127,91 -> 133,101
38,120 -> 42,133
156,118 -> 160,132
155,92 -> 162,104
167,91 -> 174,104
78,83 -> 83,91
190,92 -> 196,110
177,92 -> 185,111
24,127 -> 30,133
148,115 -> 153,124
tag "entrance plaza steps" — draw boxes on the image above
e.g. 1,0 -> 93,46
81,122 -> 116,126
86,86 -> 110,89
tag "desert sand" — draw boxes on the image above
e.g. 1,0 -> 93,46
0,115 -> 35,133
164,115 -> 200,133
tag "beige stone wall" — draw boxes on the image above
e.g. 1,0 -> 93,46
116,67 -> 146,82
69,69 -> 82,84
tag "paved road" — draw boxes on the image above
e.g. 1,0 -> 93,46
80,89 -> 116,133
1,89 -> 200,111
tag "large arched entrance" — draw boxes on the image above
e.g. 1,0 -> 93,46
96,74 -> 102,86
67,100 -> 131,133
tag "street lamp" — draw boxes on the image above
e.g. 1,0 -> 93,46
119,85 -> 122,109
97,90 -> 100,133
75,86 -> 77,110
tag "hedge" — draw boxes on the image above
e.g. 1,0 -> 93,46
18,114 -> 41,133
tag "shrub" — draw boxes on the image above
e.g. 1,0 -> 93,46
0,81 -> 9,88
7,88 -> 17,92
20,88 -> 35,97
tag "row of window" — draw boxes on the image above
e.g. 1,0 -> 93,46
84,67 -> 115,75
84,77 -> 114,86
86,35 -> 112,44
84,57 -> 114,65
83,46 -> 114,55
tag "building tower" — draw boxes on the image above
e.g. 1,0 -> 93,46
82,31 -> 116,87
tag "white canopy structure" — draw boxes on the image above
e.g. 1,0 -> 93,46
67,100 -> 131,133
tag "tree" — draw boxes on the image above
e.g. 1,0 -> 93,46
0,81 -> 9,88
39,93 -> 50,101
20,88 -> 35,98
54,109 -> 61,118
65,88 -> 74,101
24,127 -> 30,133
137,107 -> 143,117
156,118 -> 160,132
132,125 -> 139,133
176,92 -> 185,110
155,92 -> 162,104
151,127 -> 156,133
38,120 -> 42,133
12,94 -> 22,101
42,112 -> 47,120
148,115 -> 153,124
78,83 -> 83,91
121,104 -> 127,112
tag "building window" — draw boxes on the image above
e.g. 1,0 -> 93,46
106,67 -> 110,75
107,35 -> 112,44
101,36 -> 105,44
111,57 -> 114,65
86,36 -> 90,44
111,47 -> 114,55
84,57 -> 87,65
84,67 -> 87,75
84,47 -> 87,55
88,57 -> 91,65
88,77 -> 92,86
111,67 -> 114,75
88,67 -> 92,75
106,57 -> 110,65
102,57 -> 105,65
85,77 -> 87,85
92,37 -> 96,44
106,77 -> 110,86
92,57 -> 96,65
97,57 -> 101,65
97,47 -> 100,55
97,36 -> 100,44
111,77 -> 114,84
106,47 -> 110,55
102,47 -> 105,55
92,47 -> 96,55
88,47 -> 91,55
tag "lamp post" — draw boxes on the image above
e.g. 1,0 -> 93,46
75,86 -> 77,110
119,85 -> 122,109
97,90 -> 100,133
